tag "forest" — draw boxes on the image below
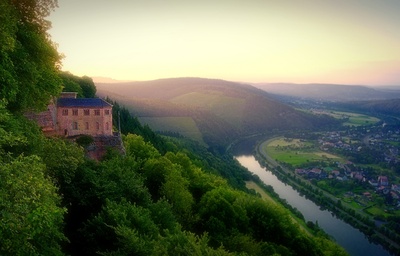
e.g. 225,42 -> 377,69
0,1 -> 348,255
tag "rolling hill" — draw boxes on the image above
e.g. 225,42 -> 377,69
252,83 -> 400,101
96,78 -> 338,148
329,98 -> 400,120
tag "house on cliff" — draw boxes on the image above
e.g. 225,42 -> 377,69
56,92 -> 113,137
26,92 -> 113,137
27,92 -> 124,160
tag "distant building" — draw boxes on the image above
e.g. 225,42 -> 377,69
378,176 -> 389,187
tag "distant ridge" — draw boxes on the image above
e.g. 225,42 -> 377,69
91,76 -> 134,84
252,83 -> 400,101
96,77 -> 338,148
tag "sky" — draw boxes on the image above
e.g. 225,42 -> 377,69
48,0 -> 400,85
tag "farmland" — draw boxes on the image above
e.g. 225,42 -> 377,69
264,137 -> 345,167
329,111 -> 379,126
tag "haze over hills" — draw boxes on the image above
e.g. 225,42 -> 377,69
330,98 -> 400,119
96,77 -> 338,148
252,83 -> 400,101
92,76 -> 134,84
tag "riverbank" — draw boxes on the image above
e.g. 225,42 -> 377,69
237,154 -> 391,256
255,136 -> 399,255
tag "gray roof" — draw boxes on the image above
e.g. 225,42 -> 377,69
57,98 -> 112,108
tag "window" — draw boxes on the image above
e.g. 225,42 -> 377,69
72,109 -> 78,116
105,109 -> 110,115
62,109 -> 68,116
96,122 -> 100,130
106,122 -> 109,130
85,122 -> 89,130
94,109 -> 100,116
84,109 -> 90,116
72,122 -> 78,130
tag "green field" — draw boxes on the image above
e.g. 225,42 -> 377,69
139,116 -> 207,146
265,138 -> 344,166
328,111 -> 380,126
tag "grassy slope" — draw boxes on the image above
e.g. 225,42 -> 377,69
139,116 -> 207,146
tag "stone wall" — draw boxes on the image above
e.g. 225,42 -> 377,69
84,133 -> 125,161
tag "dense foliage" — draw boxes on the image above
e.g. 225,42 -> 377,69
60,71 -> 96,98
0,99 -> 348,255
0,0 -> 62,112
0,101 -> 68,255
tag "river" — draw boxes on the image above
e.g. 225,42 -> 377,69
232,139 -> 391,256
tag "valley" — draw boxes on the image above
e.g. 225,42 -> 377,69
96,77 -> 400,255
4,1 -> 400,254
96,78 -> 340,149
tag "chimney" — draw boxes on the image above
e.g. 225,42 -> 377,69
60,92 -> 78,99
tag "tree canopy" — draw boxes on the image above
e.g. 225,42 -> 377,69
0,0 -> 62,112
60,71 -> 97,98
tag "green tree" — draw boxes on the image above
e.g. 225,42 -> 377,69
152,227 -> 232,256
79,75 -> 96,98
59,71 -> 96,98
0,155 -> 66,255
198,187 -> 249,243
60,71 -> 83,96
97,155 -> 152,206
124,134 -> 160,164
0,0 -> 62,112
81,199 -> 159,255
35,136 -> 85,184
161,165 -> 195,226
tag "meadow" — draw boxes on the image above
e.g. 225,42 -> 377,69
265,137 -> 344,166
328,111 -> 380,126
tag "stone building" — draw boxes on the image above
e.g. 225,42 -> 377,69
26,92 -> 124,160
26,92 -> 113,137
56,92 -> 113,137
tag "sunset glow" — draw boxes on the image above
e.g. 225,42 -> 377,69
49,0 -> 400,85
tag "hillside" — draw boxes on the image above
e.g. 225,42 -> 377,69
252,83 -> 400,101
330,98 -> 400,119
96,78 -> 338,148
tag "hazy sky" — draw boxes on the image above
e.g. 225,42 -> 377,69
49,0 -> 400,85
